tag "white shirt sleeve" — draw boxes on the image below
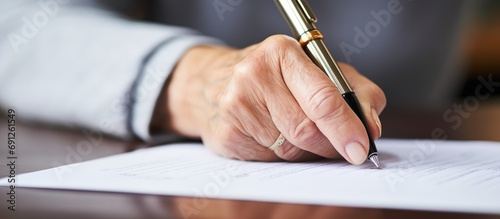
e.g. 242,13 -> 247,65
132,35 -> 223,142
0,1 -> 223,142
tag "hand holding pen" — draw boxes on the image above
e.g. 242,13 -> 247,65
275,0 -> 382,167
161,2 -> 386,165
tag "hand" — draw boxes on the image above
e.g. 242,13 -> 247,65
159,35 -> 386,164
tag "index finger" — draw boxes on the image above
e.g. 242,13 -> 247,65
269,36 -> 370,165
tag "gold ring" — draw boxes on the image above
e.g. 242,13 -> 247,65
269,133 -> 286,151
298,30 -> 324,47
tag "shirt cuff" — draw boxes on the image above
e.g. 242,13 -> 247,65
131,35 -> 224,143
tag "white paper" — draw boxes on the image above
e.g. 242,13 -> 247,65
1,139 -> 500,214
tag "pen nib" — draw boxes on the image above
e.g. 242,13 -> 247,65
369,155 -> 380,169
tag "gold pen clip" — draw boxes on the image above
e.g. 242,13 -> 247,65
296,0 -> 317,23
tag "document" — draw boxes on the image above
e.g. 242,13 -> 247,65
1,139 -> 500,214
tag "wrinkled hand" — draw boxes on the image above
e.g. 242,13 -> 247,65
163,35 -> 386,164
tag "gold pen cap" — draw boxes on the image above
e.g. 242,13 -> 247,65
275,0 -> 318,39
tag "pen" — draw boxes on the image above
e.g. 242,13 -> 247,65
275,0 -> 380,168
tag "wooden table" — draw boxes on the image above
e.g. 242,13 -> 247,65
1,116 -> 499,219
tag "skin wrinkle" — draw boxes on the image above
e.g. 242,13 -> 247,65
165,35 -> 385,163
226,83 -> 260,137
267,48 -> 336,159
284,44 -> 371,159
278,143 -> 306,160
233,48 -> 281,146
238,41 -> 309,161
273,35 -> 359,160
269,40 -> 337,159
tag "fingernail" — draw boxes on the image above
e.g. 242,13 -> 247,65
345,142 -> 367,165
371,108 -> 382,138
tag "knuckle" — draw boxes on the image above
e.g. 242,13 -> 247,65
262,35 -> 300,58
262,35 -> 302,72
307,85 -> 345,121
232,58 -> 268,85
233,59 -> 257,78
265,34 -> 297,48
